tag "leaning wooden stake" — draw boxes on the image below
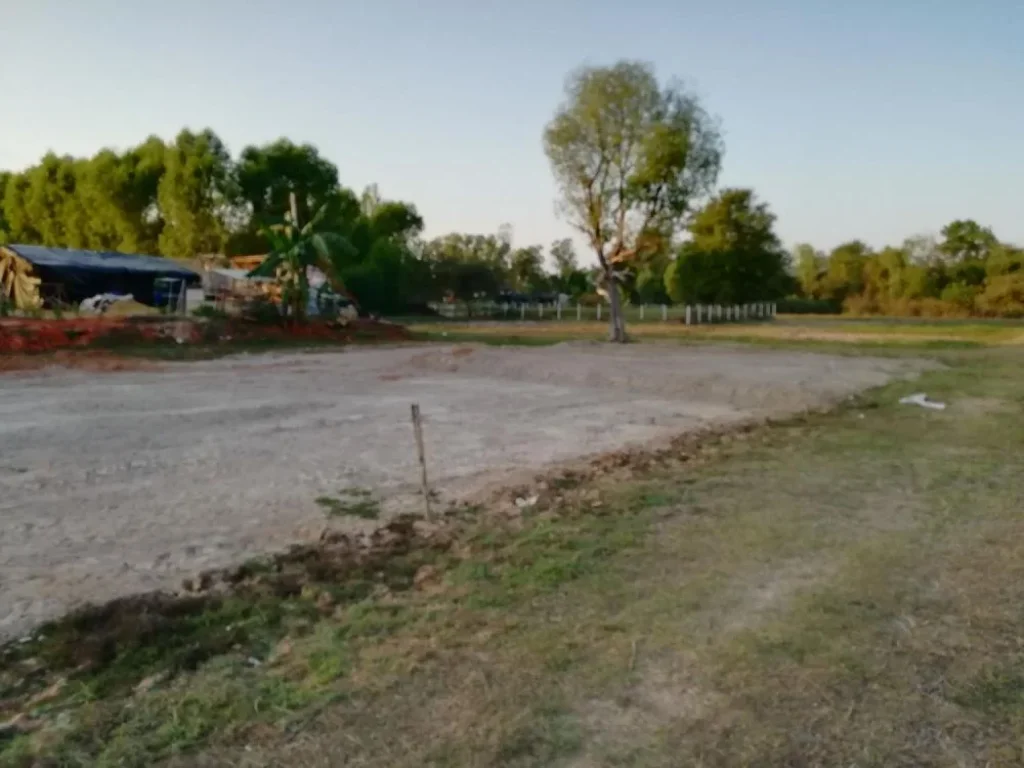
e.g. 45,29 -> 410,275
410,404 -> 432,519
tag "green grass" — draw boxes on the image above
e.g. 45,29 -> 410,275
407,314 -> 1024,350
6,346 -> 1024,766
315,488 -> 381,520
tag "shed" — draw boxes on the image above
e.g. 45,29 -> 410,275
203,267 -> 273,298
0,245 -> 200,308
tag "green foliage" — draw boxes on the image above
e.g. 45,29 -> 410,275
251,199 -> 358,320
547,240 -> 590,297
549,238 -> 577,277
823,240 -> 871,301
940,219 -> 997,263
544,60 -> 723,339
422,232 -> 512,274
315,489 -> 380,519
939,281 -> 980,310
790,217 -> 1024,318
986,243 -> 1024,277
157,130 -> 234,259
237,139 -> 340,228
509,246 -> 547,292
430,259 -> 502,305
976,273 -> 1024,317
794,243 -> 825,298
1,137 -> 166,254
665,189 -> 787,304
633,263 -> 670,304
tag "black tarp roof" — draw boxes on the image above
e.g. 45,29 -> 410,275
8,245 -> 200,280
6,245 -> 200,305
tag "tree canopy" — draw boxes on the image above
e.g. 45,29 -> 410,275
4,121 -> 1023,320
544,60 -> 723,339
665,189 -> 788,304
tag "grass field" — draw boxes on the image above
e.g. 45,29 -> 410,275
409,314 -> 1024,349
4,334 -> 1024,766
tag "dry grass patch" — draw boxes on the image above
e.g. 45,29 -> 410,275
4,348 -> 1024,767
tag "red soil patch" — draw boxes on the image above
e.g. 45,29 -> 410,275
0,317 -> 190,354
0,317 -> 413,373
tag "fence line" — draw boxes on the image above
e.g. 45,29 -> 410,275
433,301 -> 777,323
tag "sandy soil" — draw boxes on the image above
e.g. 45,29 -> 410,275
0,343 -> 928,639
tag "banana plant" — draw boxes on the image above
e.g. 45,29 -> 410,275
249,197 -> 360,321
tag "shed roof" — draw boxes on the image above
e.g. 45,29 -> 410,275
7,245 -> 199,280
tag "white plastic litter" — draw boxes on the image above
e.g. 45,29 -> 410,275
899,393 -> 947,411
80,293 -> 133,314
515,495 -> 539,509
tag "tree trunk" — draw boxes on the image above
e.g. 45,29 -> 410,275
605,271 -> 627,342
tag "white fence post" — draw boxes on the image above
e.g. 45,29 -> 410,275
661,304 -> 667,321
556,303 -> 561,320
685,305 -> 692,325
697,304 -> 703,323
520,303 -> 526,320
538,303 -> 543,319
640,304 -> 645,321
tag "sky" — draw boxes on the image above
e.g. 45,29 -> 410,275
2,0 -> 1023,259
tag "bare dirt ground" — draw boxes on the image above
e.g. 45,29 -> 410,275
0,343 -> 928,639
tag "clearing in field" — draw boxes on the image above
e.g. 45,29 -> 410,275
0,343 -> 925,640
5,337 -> 1024,768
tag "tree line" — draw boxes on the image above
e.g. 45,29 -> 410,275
3,63 -> 1019,322
790,221 -> 1024,317
0,133 -> 591,313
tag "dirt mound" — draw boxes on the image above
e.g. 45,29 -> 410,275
0,317 -> 412,373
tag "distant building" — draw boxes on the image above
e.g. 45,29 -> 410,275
0,245 -> 199,309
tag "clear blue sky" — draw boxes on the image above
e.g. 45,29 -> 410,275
3,0 -> 1022,257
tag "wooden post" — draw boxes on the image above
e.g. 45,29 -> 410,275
577,303 -> 582,321
410,404 -> 432,519
640,304 -> 645,321
661,304 -> 667,321
685,305 -> 692,325
520,303 -> 526,320
539,303 -> 544,319
597,303 -> 602,321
